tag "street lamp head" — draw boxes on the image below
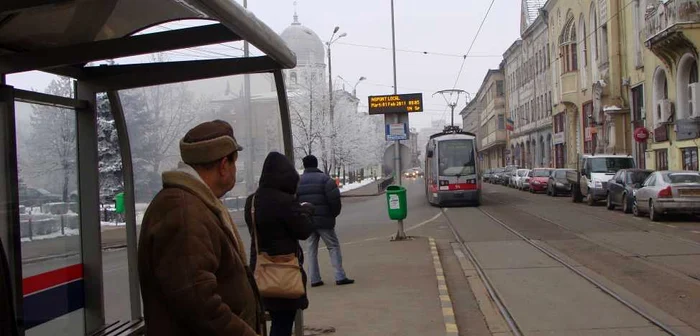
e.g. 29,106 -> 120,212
359,76 -> 366,81
333,26 -> 340,33
339,32 -> 347,38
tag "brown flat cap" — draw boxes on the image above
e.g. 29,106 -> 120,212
180,120 -> 243,165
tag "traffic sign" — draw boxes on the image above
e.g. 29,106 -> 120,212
386,123 -> 408,141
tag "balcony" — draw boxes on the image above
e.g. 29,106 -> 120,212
645,0 -> 700,43
560,72 -> 579,104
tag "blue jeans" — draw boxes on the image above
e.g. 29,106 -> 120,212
306,229 -> 347,283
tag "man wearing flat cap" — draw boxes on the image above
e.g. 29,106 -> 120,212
138,120 -> 264,336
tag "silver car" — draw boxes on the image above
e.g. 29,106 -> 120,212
633,170 -> 700,221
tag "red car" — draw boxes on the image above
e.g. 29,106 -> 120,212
528,168 -> 553,193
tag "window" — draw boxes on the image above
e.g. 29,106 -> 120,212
438,140 -> 476,176
682,147 -> 698,171
579,15 -> 587,67
583,101 -> 595,153
496,80 -> 504,97
600,24 -> 609,65
656,149 -> 668,170
665,172 -> 700,183
498,115 -> 505,130
559,14 -> 578,72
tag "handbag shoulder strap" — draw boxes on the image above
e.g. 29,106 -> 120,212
251,194 -> 259,256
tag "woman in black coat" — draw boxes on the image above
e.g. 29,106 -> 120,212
245,152 -> 314,336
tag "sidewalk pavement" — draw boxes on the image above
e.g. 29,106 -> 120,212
341,179 -> 385,197
301,236 -> 450,336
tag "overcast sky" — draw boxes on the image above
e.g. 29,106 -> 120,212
7,0 -> 521,130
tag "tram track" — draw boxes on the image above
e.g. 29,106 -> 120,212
488,188 -> 700,248
482,193 -> 700,283
441,205 -> 685,336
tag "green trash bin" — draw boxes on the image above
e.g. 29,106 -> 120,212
114,192 -> 125,214
385,185 -> 407,220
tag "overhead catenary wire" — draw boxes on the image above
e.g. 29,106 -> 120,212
335,41 -> 502,59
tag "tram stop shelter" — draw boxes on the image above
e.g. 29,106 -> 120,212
0,1 -> 296,335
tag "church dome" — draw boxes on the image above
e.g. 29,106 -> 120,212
280,14 -> 325,68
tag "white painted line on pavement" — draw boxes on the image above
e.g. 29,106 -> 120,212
405,212 -> 443,232
692,231 -> 700,234
666,224 -> 677,228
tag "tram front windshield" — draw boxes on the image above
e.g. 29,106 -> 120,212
438,140 -> 476,176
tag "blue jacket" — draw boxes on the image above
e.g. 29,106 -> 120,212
297,168 -> 342,230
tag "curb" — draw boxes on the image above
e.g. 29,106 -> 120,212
340,192 -> 386,198
429,237 -> 460,336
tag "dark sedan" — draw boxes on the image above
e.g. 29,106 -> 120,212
547,169 -> 575,196
606,168 -> 653,213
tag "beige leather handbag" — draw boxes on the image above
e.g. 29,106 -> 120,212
251,195 -> 305,299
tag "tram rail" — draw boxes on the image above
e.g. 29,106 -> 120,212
441,206 -> 684,336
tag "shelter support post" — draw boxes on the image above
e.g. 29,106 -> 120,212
107,91 -> 142,321
75,81 -> 105,333
274,70 -> 295,162
0,85 -> 23,335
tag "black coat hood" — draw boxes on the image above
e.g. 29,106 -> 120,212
258,152 -> 299,194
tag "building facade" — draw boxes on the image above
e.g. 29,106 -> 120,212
504,6 -> 554,169
475,68 -> 507,170
643,0 -> 700,171
544,0 -> 633,169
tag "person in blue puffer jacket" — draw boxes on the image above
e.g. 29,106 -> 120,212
297,155 -> 355,287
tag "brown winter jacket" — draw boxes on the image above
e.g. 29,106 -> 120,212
138,164 -> 263,336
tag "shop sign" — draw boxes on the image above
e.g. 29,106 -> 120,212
675,119 -> 700,141
654,124 -> 668,142
553,132 -> 565,145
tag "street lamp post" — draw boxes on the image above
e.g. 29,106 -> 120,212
352,76 -> 366,97
327,27 -> 347,177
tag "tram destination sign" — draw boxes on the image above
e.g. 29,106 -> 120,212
368,93 -> 423,115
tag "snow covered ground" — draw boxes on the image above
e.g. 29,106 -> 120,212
339,178 -> 375,193
21,228 -> 79,242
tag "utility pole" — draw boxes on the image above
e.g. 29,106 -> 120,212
243,0 -> 255,195
390,0 -> 407,241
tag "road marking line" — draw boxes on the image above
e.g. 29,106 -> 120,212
406,212 -> 443,232
429,237 -> 461,336
692,231 -> 700,234
666,224 -> 678,228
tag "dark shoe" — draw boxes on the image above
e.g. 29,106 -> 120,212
336,278 -> 355,285
311,281 -> 324,287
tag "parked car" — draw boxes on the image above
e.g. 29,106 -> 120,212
547,169 -> 575,196
528,168 -> 553,193
504,165 -> 519,186
567,154 -> 636,205
483,168 -> 493,182
491,167 -> 506,184
633,170 -> 700,221
605,168 -> 653,213
514,169 -> 531,190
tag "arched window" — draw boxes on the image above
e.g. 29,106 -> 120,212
590,4 -> 599,62
579,15 -> 587,68
653,67 -> 670,125
677,53 -> 699,119
559,13 -> 578,72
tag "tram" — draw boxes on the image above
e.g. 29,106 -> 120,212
424,126 -> 481,206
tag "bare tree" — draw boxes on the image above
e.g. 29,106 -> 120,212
27,77 -> 76,202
